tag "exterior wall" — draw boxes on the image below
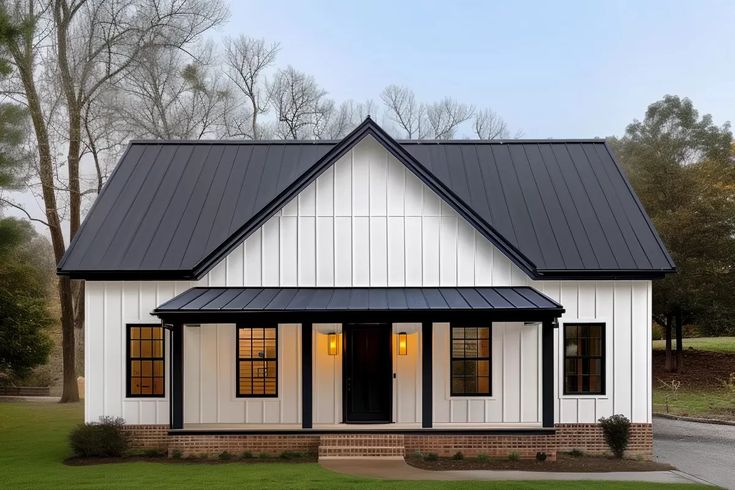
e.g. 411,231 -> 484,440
84,136 -> 653,430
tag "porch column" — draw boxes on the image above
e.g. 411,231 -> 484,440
169,323 -> 184,430
542,319 -> 555,428
301,322 -> 313,429
421,321 -> 433,428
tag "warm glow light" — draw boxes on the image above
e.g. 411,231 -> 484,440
398,332 -> 408,356
328,333 -> 338,356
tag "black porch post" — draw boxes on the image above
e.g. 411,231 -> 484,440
421,321 -> 433,428
542,319 -> 555,429
302,322 -> 313,429
170,323 -> 184,430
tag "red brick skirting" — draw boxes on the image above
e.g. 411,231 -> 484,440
121,423 -> 653,460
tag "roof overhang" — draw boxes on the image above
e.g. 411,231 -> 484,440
153,287 -> 565,324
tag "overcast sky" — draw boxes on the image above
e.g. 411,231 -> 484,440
223,0 -> 734,138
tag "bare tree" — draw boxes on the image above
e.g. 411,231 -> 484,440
426,98 -> 474,139
380,85 -> 428,139
0,0 -> 227,402
474,108 -> 509,139
268,66 -> 327,139
223,35 -> 278,139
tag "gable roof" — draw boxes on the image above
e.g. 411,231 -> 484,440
58,118 -> 675,280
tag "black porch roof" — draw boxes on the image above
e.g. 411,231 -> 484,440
153,287 -> 564,323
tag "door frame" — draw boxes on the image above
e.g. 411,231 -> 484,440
342,322 -> 393,424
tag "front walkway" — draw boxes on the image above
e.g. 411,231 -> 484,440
320,459 -> 706,485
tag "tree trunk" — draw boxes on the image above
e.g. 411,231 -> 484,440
675,311 -> 684,373
664,314 -> 673,372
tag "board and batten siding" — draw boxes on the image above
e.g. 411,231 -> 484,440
84,136 -> 652,426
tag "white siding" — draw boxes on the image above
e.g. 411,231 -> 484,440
85,136 -> 653,426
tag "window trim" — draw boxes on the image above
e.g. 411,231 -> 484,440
125,323 -> 166,399
236,324 -> 279,398
563,322 -> 606,396
449,324 -> 492,397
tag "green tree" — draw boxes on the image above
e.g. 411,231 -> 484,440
610,96 -> 735,372
0,218 -> 54,382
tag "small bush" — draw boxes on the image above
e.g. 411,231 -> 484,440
240,451 -> 254,459
452,451 -> 464,460
476,453 -> 490,462
258,451 -> 271,459
279,451 -> 303,460
411,450 -> 423,460
568,449 -> 584,458
171,449 -> 182,459
423,452 -> 438,461
69,416 -> 129,458
535,452 -> 547,462
508,452 -> 520,461
598,414 -> 631,458
218,451 -> 232,461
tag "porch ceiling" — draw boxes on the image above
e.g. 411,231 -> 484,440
153,287 -> 564,324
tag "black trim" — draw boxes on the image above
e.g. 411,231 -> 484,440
563,322 -> 606,396
542,320 -> 554,428
302,322 -> 313,429
168,428 -> 557,436
449,324 -> 492,397
125,323 -> 165,398
170,323 -> 184,430
235,324 -> 279,398
421,321 -> 433,429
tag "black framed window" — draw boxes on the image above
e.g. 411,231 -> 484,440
450,325 -> 491,396
237,326 -> 278,397
564,323 -> 605,395
126,324 -> 165,397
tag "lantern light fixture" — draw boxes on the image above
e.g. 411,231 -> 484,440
398,332 -> 408,356
328,332 -> 338,356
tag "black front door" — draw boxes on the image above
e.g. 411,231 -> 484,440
343,323 -> 392,423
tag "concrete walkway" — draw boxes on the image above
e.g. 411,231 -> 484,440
320,459 -> 705,485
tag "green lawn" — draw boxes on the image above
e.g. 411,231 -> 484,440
652,336 -> 735,353
0,401 -> 698,489
652,389 -> 735,419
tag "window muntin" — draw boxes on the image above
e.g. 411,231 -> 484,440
450,325 -> 491,396
127,324 -> 165,397
237,326 -> 278,397
564,323 -> 605,395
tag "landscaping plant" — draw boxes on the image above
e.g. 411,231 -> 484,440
598,414 -> 631,458
69,417 -> 129,458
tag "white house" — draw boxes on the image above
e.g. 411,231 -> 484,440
58,118 -> 674,459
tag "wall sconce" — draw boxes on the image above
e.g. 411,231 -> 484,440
398,332 -> 408,356
328,333 -> 338,356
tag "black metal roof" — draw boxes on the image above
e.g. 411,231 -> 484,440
153,287 -> 564,323
58,118 -> 674,280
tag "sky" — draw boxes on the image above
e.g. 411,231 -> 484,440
220,0 -> 734,138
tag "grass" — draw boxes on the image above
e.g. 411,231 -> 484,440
652,388 -> 735,419
0,401 -> 700,489
652,336 -> 735,353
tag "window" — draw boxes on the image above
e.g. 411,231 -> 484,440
564,323 -> 605,395
126,324 -> 165,397
450,325 -> 491,396
237,326 -> 278,397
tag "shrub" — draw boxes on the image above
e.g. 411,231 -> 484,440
452,451 -> 464,460
279,451 -> 303,460
598,414 -> 631,458
535,452 -> 547,462
218,451 -> 232,461
171,449 -> 182,459
240,451 -> 254,459
258,451 -> 270,459
508,452 -> 520,461
69,416 -> 129,458
476,453 -> 490,462
411,450 -> 423,460
423,452 -> 438,461
568,449 -> 584,458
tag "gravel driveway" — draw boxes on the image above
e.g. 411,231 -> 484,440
654,416 -> 735,488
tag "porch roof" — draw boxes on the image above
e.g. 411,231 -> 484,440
153,287 -> 564,323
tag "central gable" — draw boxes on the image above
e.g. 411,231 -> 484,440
201,136 -> 527,288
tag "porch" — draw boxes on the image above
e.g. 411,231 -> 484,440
153,287 -> 564,438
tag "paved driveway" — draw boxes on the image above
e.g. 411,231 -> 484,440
654,416 -> 735,488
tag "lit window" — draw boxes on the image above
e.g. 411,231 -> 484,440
564,323 -> 605,395
127,324 -> 165,397
237,326 -> 278,397
450,325 -> 491,396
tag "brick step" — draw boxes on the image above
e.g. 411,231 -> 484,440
318,434 -> 405,460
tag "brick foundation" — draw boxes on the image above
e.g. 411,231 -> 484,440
121,423 -> 653,460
